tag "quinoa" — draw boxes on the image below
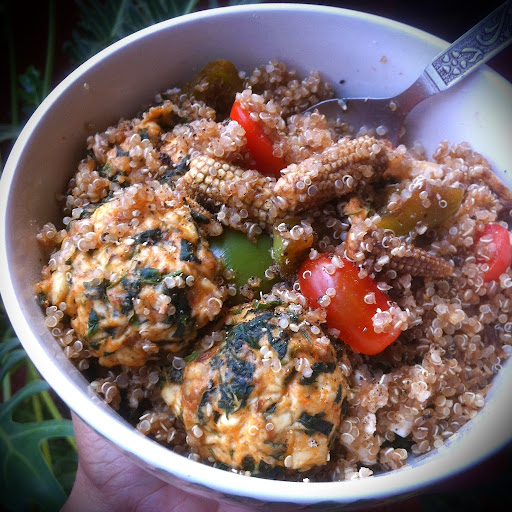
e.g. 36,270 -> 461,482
36,59 -> 512,481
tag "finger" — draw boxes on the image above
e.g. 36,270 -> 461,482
68,413 -> 252,512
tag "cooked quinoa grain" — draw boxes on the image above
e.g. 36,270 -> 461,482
36,59 -> 512,480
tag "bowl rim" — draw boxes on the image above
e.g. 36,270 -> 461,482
1,2 -> 511,506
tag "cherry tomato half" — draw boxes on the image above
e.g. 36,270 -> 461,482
230,101 -> 286,178
475,223 -> 512,282
298,254 -> 401,355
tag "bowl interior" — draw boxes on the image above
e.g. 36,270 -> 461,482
1,4 -> 512,509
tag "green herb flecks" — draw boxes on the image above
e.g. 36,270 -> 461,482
207,310 -> 287,417
180,239 -> 201,264
301,328 -> 312,344
254,299 -> 283,311
342,397 -> 349,416
134,228 -> 162,245
298,412 -> 334,437
163,365 -> 183,385
241,455 -> 256,472
283,367 -> 297,387
257,460 -> 284,480
119,276 -> 141,314
78,203 -> 98,219
264,402 -> 277,418
104,326 -> 117,338
236,308 -> 289,359
184,350 -> 201,362
216,355 -> 255,417
229,323 -> 259,350
87,309 -> 100,339
213,461 -> 230,471
140,267 -> 162,284
300,361 -> 336,385
99,162 -> 113,178
190,209 -> 209,224
115,146 -> 129,156
176,155 -> 191,173
263,439 -> 287,461
128,314 -> 140,326
211,325 -> 258,416
197,383 -> 217,423
159,155 -> 190,182
163,270 -> 184,278
335,384 -> 342,404
138,129 -> 149,140
229,310 -> 276,351
269,328 -> 289,360
84,279 -> 107,300
107,272 -> 127,290
162,285 -> 192,339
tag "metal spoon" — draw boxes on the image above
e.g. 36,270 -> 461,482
309,0 -> 512,145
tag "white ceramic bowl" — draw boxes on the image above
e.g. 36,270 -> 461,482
1,4 -> 512,510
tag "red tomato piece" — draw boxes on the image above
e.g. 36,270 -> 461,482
298,254 -> 401,355
230,101 -> 286,178
474,223 -> 512,282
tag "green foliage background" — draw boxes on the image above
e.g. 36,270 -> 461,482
0,2 -> 256,511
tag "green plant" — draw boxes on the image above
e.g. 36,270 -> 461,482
0,337 -> 77,512
64,0 -> 201,64
0,0 -> 258,168
0,1 -> 258,510
0,0 -> 56,168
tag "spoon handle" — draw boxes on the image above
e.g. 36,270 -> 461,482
397,0 -> 512,114
426,0 -> 512,91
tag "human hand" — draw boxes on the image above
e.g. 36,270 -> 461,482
62,413 -> 253,512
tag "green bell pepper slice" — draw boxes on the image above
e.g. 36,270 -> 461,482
209,229 -> 276,302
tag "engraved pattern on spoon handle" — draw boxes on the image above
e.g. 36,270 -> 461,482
426,0 -> 512,90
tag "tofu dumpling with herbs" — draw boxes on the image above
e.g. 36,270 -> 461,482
162,302 -> 348,474
36,182 -> 225,367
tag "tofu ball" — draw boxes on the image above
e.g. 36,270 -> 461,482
162,302 -> 347,475
36,183 -> 225,367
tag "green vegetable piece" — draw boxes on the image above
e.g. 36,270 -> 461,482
184,59 -> 244,119
272,218 -> 314,277
209,229 -> 276,302
378,184 -> 463,236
